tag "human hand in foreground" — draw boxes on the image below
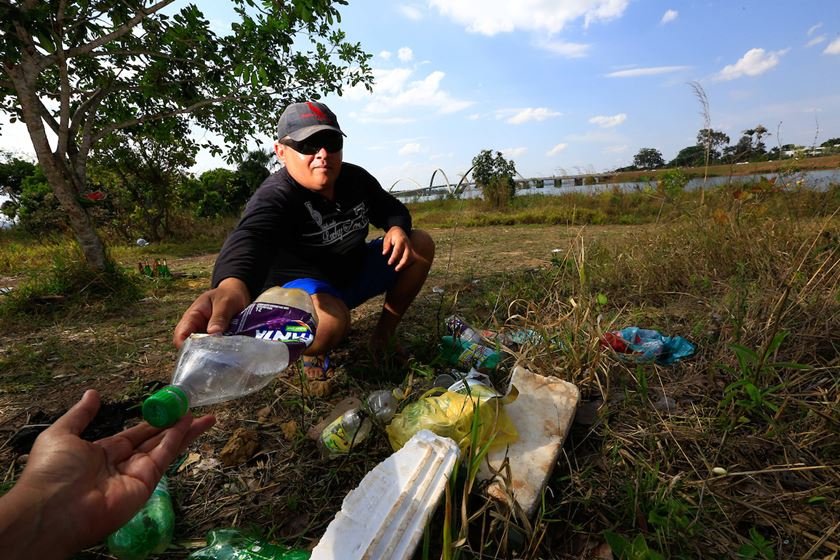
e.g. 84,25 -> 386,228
0,390 -> 215,560
382,226 -> 415,271
173,277 -> 250,348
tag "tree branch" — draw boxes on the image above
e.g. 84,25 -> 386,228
40,0 -> 176,70
91,95 -> 239,144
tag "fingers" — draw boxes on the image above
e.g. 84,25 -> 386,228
49,389 -> 100,436
173,295 -> 213,348
145,414 -> 215,471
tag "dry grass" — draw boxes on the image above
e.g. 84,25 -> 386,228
0,186 -> 838,559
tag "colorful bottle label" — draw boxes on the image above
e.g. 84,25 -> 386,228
226,302 -> 316,360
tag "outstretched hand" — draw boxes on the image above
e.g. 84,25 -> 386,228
0,390 -> 215,559
173,277 -> 250,348
382,226 -> 415,271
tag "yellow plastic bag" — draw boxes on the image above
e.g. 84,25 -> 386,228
386,387 -> 518,455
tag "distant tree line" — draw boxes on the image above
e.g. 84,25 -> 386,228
0,145 -> 271,240
625,126 -> 840,171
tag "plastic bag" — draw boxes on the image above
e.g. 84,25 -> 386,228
386,387 -> 518,455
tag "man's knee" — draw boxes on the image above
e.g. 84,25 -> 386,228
311,292 -> 351,337
410,229 -> 435,263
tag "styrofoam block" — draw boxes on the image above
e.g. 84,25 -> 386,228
311,429 -> 460,560
478,365 -> 579,517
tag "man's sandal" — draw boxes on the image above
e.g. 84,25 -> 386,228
301,354 -> 335,380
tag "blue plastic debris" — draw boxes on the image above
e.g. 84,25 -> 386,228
602,327 -> 696,365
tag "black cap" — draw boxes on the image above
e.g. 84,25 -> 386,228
276,101 -> 345,141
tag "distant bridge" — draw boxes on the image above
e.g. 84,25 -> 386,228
389,168 -> 616,200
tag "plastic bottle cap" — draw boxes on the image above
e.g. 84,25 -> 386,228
143,386 -> 189,428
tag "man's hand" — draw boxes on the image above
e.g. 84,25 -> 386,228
173,277 -> 250,348
382,226 -> 415,272
0,390 -> 215,558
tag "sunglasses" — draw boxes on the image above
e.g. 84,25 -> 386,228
280,133 -> 343,155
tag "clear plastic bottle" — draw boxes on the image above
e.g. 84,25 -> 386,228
107,476 -> 174,560
143,287 -> 318,428
318,390 -> 398,456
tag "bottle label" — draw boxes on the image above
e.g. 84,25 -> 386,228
457,342 -> 494,368
226,302 -> 316,360
320,418 -> 355,453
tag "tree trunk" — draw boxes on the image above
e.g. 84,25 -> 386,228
11,63 -> 109,271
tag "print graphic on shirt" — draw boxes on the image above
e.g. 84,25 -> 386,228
301,202 -> 369,246
304,201 -> 323,227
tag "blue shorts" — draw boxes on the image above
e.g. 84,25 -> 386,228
282,237 -> 398,309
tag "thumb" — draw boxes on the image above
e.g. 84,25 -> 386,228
50,389 -> 100,436
207,306 -> 236,335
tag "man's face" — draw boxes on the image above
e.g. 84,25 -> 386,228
274,131 -> 343,196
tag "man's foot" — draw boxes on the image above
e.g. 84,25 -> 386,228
302,354 -> 335,380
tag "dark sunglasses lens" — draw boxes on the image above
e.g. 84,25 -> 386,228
289,134 -> 343,154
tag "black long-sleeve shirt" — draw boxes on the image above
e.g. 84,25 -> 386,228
211,162 -> 412,299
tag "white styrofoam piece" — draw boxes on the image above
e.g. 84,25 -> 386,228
478,365 -> 579,516
311,429 -> 460,560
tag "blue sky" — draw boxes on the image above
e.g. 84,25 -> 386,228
2,0 -> 839,192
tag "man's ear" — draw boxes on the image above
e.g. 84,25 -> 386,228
273,141 -> 285,162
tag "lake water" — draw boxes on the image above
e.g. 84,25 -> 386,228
396,168 -> 840,202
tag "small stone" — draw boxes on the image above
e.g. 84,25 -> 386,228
712,467 -> 728,476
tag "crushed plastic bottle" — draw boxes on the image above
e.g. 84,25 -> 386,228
319,390 -> 398,456
143,287 -> 317,428
107,476 -> 174,560
187,528 -> 310,560
444,315 -> 485,344
440,335 -> 501,371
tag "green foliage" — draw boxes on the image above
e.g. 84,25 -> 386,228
737,528 -> 776,559
633,148 -> 665,169
604,532 -> 665,560
14,166 -> 65,234
89,123 -> 198,241
0,153 -> 37,220
471,149 -> 516,209
658,168 -> 689,199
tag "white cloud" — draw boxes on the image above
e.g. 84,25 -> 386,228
589,113 -> 627,128
397,47 -> 414,62
379,50 -> 392,60
807,22 -> 823,36
502,107 -> 562,124
606,65 -> 689,78
605,144 -> 628,153
547,143 -> 568,156
467,113 -> 481,120
533,38 -> 590,58
429,0 -> 628,35
399,5 -> 423,21
714,48 -> 788,81
502,147 -> 527,159
356,68 -> 473,116
398,142 -> 422,156
660,9 -> 678,24
806,35 -> 827,47
825,38 -> 840,55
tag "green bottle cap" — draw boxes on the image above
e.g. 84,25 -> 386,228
143,386 -> 189,428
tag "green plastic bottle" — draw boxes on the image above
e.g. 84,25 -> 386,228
187,528 -> 310,559
107,476 -> 174,560
440,335 -> 501,371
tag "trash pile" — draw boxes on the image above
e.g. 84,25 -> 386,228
111,297 -> 697,559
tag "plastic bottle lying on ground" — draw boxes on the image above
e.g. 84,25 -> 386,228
143,287 -> 317,428
187,528 -> 310,560
107,476 -> 174,560
439,335 -> 501,371
319,390 -> 398,456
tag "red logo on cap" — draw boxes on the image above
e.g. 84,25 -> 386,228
306,102 -> 328,122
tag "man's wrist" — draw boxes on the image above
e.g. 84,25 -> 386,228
0,483 -> 73,559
